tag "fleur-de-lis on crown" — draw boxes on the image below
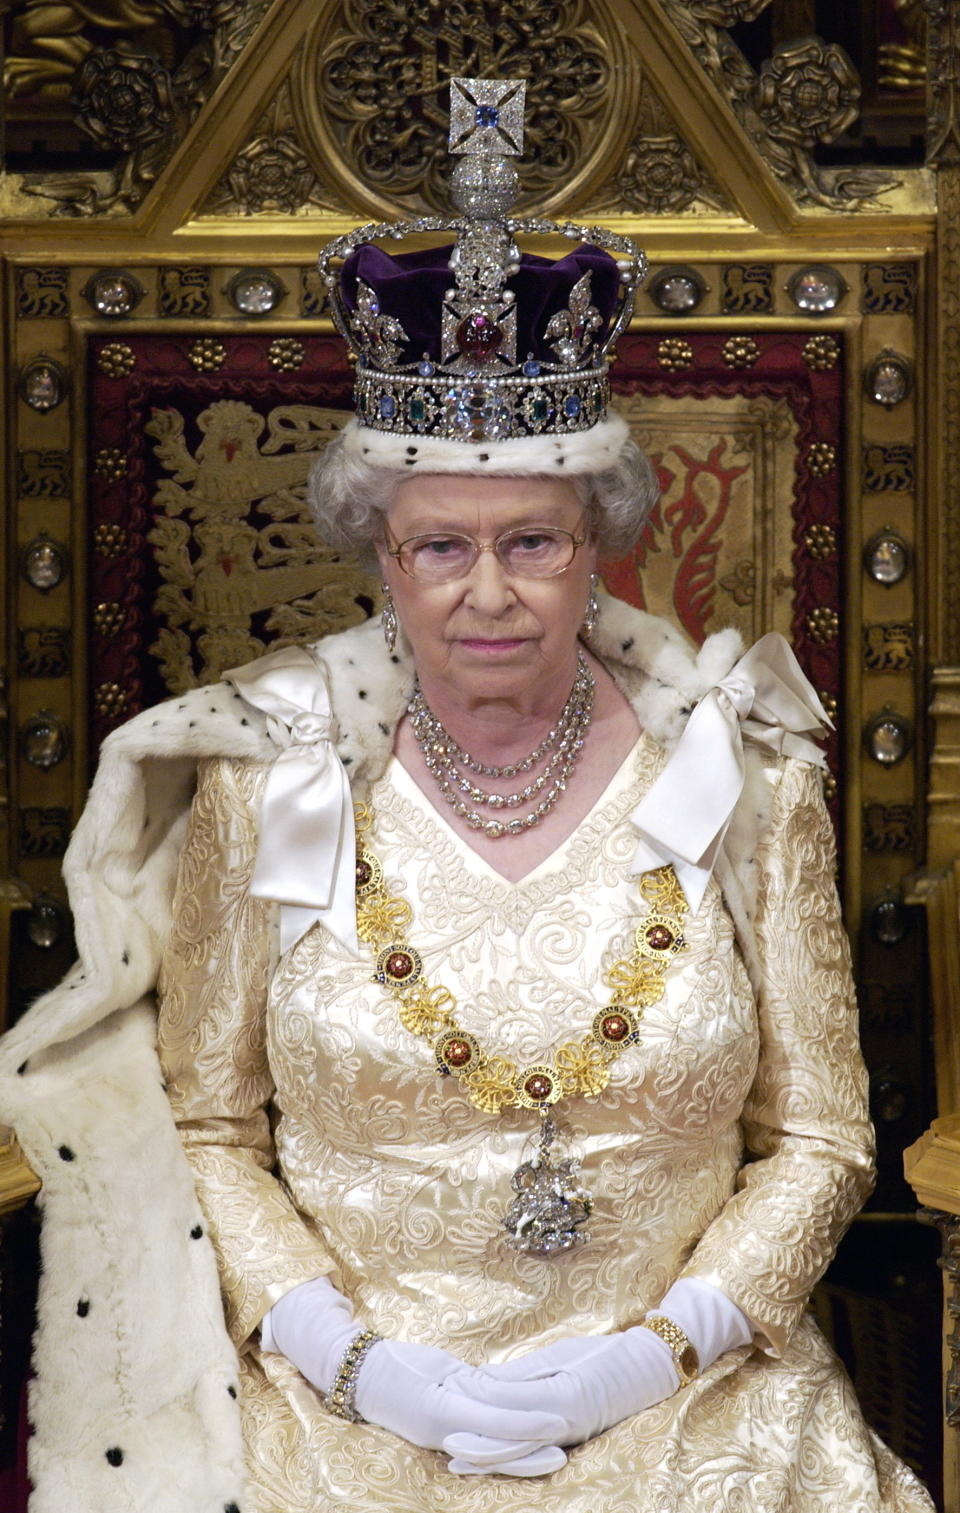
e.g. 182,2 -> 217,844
545,273 -> 603,368
355,280 -> 409,367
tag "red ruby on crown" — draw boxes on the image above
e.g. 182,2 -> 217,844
457,313 -> 503,363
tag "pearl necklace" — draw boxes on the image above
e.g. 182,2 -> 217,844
408,652 -> 595,839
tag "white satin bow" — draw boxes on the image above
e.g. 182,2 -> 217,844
629,632 -> 832,913
225,646 -> 358,954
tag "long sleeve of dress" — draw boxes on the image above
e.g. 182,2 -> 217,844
157,756 -> 335,1349
680,756 -> 876,1356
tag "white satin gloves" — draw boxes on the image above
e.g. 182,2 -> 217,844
657,1275 -> 755,1367
354,1342 -> 568,1477
450,1276 -> 753,1471
262,1273 -> 752,1478
445,1324 -> 678,1470
261,1275 -> 567,1476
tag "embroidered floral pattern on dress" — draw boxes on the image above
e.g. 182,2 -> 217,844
157,744 -> 926,1512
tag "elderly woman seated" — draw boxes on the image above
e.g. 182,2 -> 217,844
0,78 -> 934,1513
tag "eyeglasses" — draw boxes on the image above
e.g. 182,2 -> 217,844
384,517 -> 588,583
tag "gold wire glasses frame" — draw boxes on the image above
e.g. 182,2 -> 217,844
384,516 -> 589,583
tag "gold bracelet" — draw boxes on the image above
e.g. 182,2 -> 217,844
639,1314 -> 699,1386
326,1328 -> 384,1421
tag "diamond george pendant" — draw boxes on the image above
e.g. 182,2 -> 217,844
502,1114 -> 593,1256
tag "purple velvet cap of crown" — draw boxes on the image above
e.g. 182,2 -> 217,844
341,242 -> 621,366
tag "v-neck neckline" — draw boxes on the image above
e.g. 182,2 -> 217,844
380,730 -> 661,891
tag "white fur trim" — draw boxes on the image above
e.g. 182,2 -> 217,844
7,1006 -> 246,1513
338,410 -> 631,475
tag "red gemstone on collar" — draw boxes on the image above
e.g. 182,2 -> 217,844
385,951 -> 415,980
356,858 -> 373,887
646,924 -> 674,951
524,1072 -> 554,1102
444,1037 -> 474,1068
600,1013 -> 629,1043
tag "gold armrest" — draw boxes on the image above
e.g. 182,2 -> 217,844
905,1116 -> 960,1215
0,1124 -> 41,1216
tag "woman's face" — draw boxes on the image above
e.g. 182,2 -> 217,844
375,473 -> 597,706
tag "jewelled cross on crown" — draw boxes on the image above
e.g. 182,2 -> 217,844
448,77 -> 526,157
443,79 -> 527,377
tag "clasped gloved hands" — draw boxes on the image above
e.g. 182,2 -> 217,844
443,1321 -> 679,1470
262,1273 -> 751,1479
261,1274 -> 567,1476
445,1276 -> 753,1474
354,1340 -> 568,1477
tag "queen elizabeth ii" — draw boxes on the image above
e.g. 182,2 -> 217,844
0,77 -> 934,1513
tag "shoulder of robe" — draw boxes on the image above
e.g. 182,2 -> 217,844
98,678 -> 275,767
90,617 -> 407,800
0,649 -> 404,1073
224,617 -> 412,784
591,594 -> 745,750
0,685 -> 278,1072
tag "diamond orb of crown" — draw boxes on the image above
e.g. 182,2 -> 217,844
450,155 -> 520,220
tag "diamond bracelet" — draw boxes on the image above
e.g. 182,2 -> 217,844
326,1328 -> 384,1421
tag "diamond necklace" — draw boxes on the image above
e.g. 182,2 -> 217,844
412,651 -> 592,779
408,652 -> 595,839
354,803 -> 689,1254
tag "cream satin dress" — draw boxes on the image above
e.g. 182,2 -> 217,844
157,732 -> 934,1512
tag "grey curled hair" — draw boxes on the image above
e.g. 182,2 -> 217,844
307,431 -> 660,569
